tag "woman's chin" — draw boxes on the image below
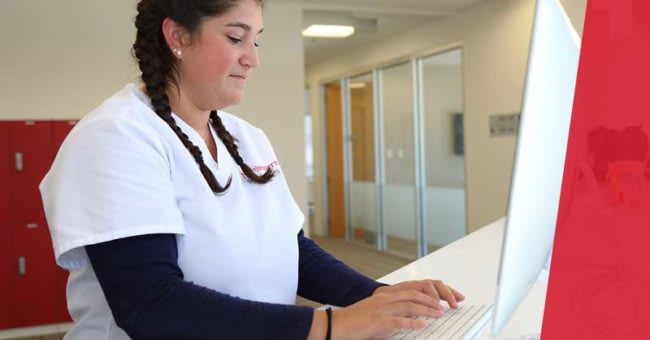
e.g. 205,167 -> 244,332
222,93 -> 244,108
206,94 -> 244,111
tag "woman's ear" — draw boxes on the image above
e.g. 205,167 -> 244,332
162,18 -> 189,58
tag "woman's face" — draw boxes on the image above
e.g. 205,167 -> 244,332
176,0 -> 263,111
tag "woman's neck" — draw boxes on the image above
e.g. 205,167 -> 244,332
166,86 -> 212,140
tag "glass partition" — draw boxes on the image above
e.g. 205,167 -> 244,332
421,49 -> 467,253
348,73 -> 378,246
325,47 -> 467,258
381,62 -> 417,259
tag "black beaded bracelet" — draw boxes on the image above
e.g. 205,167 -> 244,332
325,307 -> 332,340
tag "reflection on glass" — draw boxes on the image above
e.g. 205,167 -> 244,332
421,49 -> 467,254
348,73 -> 378,246
382,62 -> 417,259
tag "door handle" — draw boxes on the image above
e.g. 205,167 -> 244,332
15,152 -> 23,172
18,256 -> 26,276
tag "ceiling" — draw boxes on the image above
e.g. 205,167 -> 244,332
274,0 -> 488,67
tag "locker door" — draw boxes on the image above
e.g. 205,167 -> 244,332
0,123 -> 15,329
52,120 -> 77,156
55,267 -> 71,323
9,121 -> 57,327
0,122 -> 9,225
12,224 -> 58,327
0,224 -> 15,329
8,121 -> 53,226
52,120 -> 76,322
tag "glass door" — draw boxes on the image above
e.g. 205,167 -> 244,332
347,73 -> 378,246
421,49 -> 467,253
381,62 -> 418,259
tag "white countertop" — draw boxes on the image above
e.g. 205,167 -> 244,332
379,218 -> 547,339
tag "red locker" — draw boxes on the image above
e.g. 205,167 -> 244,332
0,122 -> 9,225
0,123 -> 15,329
52,120 -> 77,156
54,267 -> 71,323
8,121 -> 58,327
52,120 -> 76,323
12,224 -> 58,327
8,121 -> 53,227
0,224 -> 15,329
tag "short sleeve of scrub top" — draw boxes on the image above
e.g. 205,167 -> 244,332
40,114 -> 185,270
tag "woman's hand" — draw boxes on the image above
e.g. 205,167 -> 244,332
329,290 -> 445,340
373,280 -> 465,309
307,280 -> 466,340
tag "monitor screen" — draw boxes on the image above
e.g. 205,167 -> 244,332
492,0 -> 581,334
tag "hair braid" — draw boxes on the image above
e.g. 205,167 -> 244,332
210,111 -> 275,183
133,1 -> 231,193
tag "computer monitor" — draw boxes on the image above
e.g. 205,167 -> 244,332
492,0 -> 581,335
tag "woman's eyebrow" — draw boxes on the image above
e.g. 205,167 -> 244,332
225,22 -> 264,34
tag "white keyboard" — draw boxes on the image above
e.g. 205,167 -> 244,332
389,305 -> 493,340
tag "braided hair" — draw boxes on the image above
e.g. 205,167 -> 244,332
133,0 -> 273,194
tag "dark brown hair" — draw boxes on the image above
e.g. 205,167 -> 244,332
133,0 -> 273,194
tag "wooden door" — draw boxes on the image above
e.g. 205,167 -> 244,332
325,84 -> 345,237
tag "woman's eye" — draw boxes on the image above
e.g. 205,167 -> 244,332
228,36 -> 242,44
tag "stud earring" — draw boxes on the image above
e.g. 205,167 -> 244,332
173,48 -> 182,57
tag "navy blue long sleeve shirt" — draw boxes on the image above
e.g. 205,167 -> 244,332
85,230 -> 385,340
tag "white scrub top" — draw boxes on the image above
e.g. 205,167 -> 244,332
40,84 -> 304,340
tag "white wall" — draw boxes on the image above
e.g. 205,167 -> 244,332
0,0 -> 139,120
308,0 -> 587,236
0,0 -> 309,233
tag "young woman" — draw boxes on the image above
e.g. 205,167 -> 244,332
40,0 -> 464,339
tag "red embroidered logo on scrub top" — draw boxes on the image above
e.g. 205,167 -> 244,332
241,160 -> 279,179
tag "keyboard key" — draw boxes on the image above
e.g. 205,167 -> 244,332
389,305 -> 493,340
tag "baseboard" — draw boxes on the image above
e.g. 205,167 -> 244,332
0,323 -> 72,340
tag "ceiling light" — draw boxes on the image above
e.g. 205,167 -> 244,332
302,25 -> 355,38
350,82 -> 367,89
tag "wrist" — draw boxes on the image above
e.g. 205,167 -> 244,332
372,284 -> 389,296
331,308 -> 351,340
307,310 -> 327,340
325,308 -> 333,340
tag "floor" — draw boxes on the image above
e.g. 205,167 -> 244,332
6,235 -> 412,340
296,234 -> 412,307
